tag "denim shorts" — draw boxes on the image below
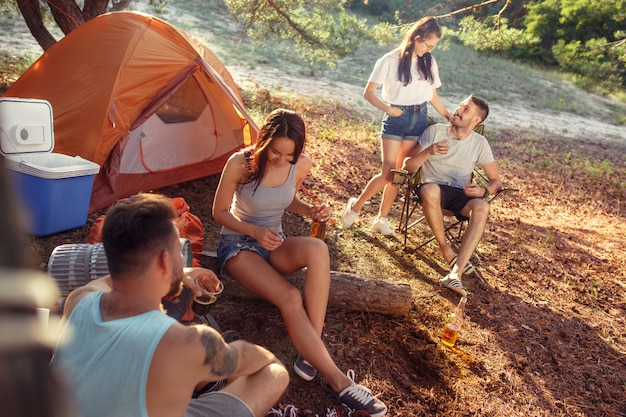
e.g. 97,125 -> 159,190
216,233 -> 285,278
381,102 -> 428,141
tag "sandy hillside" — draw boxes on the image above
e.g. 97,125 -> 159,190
1,7 -> 625,142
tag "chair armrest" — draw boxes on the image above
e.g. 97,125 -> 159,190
487,186 -> 519,203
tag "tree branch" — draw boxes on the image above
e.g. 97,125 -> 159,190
46,0 -> 85,34
436,0 -> 504,20
496,0 -> 513,30
266,0 -> 320,47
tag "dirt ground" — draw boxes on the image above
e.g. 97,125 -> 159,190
21,91 -> 625,416
2,6 -> 625,414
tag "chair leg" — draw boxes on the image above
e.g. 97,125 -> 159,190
444,220 -> 465,245
403,206 -> 425,248
408,218 -> 465,254
399,182 -> 420,248
398,185 -> 411,247
409,232 -> 437,253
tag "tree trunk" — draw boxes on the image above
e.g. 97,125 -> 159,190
201,254 -> 413,316
17,0 -> 135,51
83,0 -> 110,18
16,0 -> 57,50
47,0 -> 86,35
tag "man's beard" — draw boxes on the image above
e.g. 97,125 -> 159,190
165,270 -> 184,298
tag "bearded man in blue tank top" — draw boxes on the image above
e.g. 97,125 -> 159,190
53,193 -> 289,417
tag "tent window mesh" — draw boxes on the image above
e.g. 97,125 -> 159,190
156,77 -> 206,123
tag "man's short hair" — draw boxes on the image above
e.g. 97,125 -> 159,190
469,95 -> 489,124
102,193 -> 178,278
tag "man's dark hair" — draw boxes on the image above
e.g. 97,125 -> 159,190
469,95 -> 489,123
102,193 -> 178,278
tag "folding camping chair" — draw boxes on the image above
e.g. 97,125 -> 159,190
394,120 -> 517,254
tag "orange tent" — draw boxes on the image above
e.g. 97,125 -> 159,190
3,11 -> 256,212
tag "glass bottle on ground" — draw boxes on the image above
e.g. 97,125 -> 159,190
441,296 -> 467,348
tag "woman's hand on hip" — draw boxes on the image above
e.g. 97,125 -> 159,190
386,106 -> 403,117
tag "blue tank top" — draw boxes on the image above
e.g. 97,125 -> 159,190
221,164 -> 297,235
52,292 -> 176,417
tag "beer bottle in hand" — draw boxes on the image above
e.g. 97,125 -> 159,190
310,194 -> 327,240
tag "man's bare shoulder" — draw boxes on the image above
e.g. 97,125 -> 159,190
63,276 -> 112,318
146,323 -> 237,417
155,322 -> 238,377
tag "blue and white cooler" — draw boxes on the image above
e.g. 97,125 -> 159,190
0,97 -> 100,237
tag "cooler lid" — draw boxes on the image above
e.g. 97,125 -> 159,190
0,98 -> 54,156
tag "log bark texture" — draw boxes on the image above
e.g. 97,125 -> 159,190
201,253 -> 412,316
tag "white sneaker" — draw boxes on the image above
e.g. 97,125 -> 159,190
371,216 -> 393,236
341,197 -> 358,229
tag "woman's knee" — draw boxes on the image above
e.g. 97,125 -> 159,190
276,286 -> 305,313
297,238 -> 330,266
379,165 -> 394,181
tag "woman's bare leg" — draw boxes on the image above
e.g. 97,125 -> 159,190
224,244 -> 350,392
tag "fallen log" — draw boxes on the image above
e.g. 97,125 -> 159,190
201,252 -> 412,316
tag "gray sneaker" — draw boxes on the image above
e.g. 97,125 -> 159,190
293,354 -> 317,381
337,382 -> 387,417
341,197 -> 358,229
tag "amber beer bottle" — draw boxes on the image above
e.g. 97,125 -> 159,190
309,194 -> 327,240
310,219 -> 326,240
441,296 -> 467,348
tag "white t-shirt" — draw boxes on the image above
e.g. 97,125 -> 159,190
368,50 -> 442,105
419,124 -> 494,189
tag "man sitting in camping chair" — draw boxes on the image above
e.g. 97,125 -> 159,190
400,95 -> 501,297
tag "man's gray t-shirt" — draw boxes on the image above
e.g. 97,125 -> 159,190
419,124 -> 494,189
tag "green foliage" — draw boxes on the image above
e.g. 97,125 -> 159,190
457,16 -> 542,59
583,159 -> 613,181
355,0 -> 431,24
148,0 -> 168,14
224,0 -> 375,64
0,51 -> 36,79
0,0 -> 17,13
456,0 -> 626,95
347,0 -> 447,24
524,0 -> 564,55
552,37 -> 625,92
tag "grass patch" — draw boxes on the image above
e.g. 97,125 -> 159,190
0,50 -> 35,84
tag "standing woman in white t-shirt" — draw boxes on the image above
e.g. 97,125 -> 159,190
341,16 -> 453,235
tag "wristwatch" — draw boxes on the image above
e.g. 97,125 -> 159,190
482,187 -> 490,199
